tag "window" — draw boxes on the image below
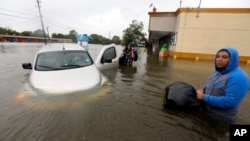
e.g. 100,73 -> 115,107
102,47 -> 116,60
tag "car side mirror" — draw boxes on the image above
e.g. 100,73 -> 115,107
22,63 -> 32,69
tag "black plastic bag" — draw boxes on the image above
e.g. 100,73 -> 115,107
163,81 -> 202,110
133,50 -> 138,61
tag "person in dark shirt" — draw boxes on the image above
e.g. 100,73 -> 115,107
120,44 -> 135,66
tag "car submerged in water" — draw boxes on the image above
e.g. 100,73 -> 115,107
22,43 -> 122,94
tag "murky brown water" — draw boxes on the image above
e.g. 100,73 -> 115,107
0,44 -> 250,141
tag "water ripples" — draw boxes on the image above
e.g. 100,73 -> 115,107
1,44 -> 249,141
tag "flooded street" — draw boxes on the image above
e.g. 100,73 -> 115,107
0,44 -> 250,141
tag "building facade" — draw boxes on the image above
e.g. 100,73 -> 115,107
148,8 -> 250,63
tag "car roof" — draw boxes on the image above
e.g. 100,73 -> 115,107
38,43 -> 87,53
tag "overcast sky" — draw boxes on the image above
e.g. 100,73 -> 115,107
0,0 -> 249,38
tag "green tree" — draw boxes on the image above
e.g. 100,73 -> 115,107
51,33 -> 66,38
21,31 -> 33,36
122,20 -> 146,46
89,34 -> 112,45
0,26 -> 121,45
68,30 -> 77,43
89,34 -> 102,44
0,27 -> 8,34
0,27 -> 20,35
111,35 -> 121,44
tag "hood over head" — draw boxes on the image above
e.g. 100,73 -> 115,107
215,47 -> 239,74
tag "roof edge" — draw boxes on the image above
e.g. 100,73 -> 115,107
149,8 -> 250,17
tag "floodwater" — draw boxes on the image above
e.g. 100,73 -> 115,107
0,44 -> 250,141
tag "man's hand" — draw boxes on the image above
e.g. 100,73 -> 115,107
196,88 -> 204,100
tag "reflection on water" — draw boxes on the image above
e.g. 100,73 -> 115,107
0,44 -> 250,141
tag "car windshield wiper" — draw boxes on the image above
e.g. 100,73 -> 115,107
37,65 -> 61,70
59,64 -> 83,68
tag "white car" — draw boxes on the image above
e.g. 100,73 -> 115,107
22,43 -> 122,94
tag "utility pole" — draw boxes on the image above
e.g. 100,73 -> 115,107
36,0 -> 47,44
196,0 -> 202,18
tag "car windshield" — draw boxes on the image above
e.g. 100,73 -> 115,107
35,50 -> 93,71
